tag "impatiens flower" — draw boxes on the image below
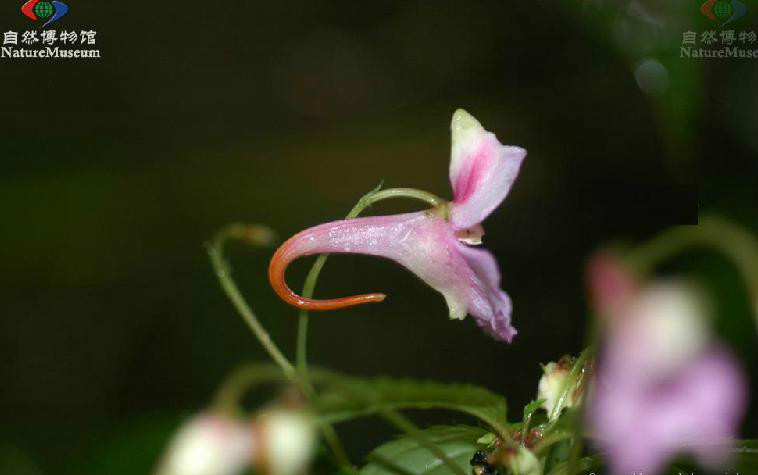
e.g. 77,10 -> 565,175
586,255 -> 747,475
154,413 -> 253,475
268,109 -> 526,341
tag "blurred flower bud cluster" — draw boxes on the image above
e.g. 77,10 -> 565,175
155,407 -> 316,475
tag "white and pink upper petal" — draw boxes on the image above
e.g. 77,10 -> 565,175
448,109 -> 526,230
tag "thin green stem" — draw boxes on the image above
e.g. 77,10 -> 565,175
365,187 -> 445,208
212,363 -> 285,416
296,254 -> 327,372
206,225 -> 352,467
207,225 -> 295,380
626,215 -> 758,329
300,376 -> 351,466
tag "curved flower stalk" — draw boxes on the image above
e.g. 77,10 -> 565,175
585,255 -> 747,475
269,109 -> 526,341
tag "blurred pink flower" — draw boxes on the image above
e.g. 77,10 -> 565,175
586,256 -> 747,475
269,109 -> 525,341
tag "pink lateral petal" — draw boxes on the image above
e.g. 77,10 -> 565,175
456,243 -> 516,342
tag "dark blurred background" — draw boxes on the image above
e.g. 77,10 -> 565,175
1,0 -> 756,473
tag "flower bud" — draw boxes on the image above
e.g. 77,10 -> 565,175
254,409 -> 317,475
537,356 -> 582,419
154,413 -> 253,475
505,447 -> 542,475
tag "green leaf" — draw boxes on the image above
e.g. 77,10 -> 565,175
476,432 -> 497,447
315,376 -> 509,435
359,425 -> 488,475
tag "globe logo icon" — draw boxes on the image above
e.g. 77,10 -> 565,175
713,0 -> 733,18
32,1 -> 54,19
20,0 -> 69,27
700,0 -> 748,25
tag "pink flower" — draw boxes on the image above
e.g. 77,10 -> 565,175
268,110 -> 526,341
586,256 -> 747,475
